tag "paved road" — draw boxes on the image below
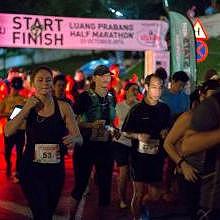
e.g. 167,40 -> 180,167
0,150 -> 190,220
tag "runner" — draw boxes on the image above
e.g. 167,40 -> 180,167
122,74 -> 170,220
113,82 -> 139,209
4,66 -> 82,220
70,65 -> 116,219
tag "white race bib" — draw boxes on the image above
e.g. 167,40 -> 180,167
90,128 -> 110,142
138,139 -> 160,155
34,144 -> 61,164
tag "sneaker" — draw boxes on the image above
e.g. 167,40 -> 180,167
162,192 -> 176,202
120,201 -> 127,209
12,176 -> 20,184
139,206 -> 150,220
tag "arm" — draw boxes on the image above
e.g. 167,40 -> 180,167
4,96 -> 41,137
74,91 -> 98,129
164,112 -> 198,182
182,128 -> 220,156
121,104 -> 150,142
75,115 -> 96,129
78,120 -> 99,129
60,102 -> 83,148
182,97 -> 220,156
123,132 -> 138,139
0,100 -> 9,117
123,132 -> 150,142
164,112 -> 191,164
121,107 -> 139,139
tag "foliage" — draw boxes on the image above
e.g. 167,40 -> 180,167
0,0 -> 113,17
197,37 -> 220,83
0,0 -> 166,19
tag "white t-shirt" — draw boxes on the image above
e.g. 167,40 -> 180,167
114,100 -> 137,147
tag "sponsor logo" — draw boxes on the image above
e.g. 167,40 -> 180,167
137,29 -> 161,46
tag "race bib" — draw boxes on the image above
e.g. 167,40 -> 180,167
138,139 -> 160,155
34,144 -> 61,164
90,128 -> 110,142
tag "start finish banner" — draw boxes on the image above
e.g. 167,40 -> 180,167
0,13 -> 168,51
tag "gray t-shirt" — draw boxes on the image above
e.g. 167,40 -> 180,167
114,101 -> 137,146
186,96 -> 220,174
188,93 -> 220,209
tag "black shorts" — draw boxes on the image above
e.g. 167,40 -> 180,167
130,149 -> 164,183
113,142 -> 131,167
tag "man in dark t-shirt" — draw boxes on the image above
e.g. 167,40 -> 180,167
182,92 -> 220,220
70,65 -> 116,219
122,74 -> 170,220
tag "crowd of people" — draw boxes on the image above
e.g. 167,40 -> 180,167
0,64 -> 220,220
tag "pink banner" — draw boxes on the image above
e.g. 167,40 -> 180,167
0,13 -> 168,51
144,50 -> 170,77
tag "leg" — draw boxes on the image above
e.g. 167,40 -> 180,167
130,151 -> 153,219
147,183 -> 163,201
95,143 -> 114,206
47,170 -> 65,219
114,142 -> 130,207
178,175 -> 200,220
162,157 -> 176,201
131,181 -> 145,220
71,145 -> 93,216
118,165 -> 129,207
4,136 -> 13,177
14,131 -> 25,177
20,172 -> 51,220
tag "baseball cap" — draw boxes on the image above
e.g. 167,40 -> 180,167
11,77 -> 23,90
93,65 -> 112,76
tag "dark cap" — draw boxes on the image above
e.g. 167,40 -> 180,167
11,77 -> 23,90
201,79 -> 220,94
124,82 -> 138,91
93,65 -> 112,76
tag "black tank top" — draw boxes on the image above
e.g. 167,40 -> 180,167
24,98 -> 67,162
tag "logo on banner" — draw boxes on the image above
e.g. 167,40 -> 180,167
137,29 -> 160,46
196,39 -> 208,63
30,24 -> 44,39
194,18 -> 208,40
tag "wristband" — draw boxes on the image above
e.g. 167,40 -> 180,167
177,157 -> 185,168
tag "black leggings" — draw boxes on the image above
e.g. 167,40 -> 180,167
72,141 -> 114,206
178,175 -> 201,220
4,130 -> 25,175
20,163 -> 65,220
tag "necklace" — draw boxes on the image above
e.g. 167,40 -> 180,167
36,98 -> 53,123
36,115 -> 46,123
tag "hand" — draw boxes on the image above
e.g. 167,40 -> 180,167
22,96 -> 43,116
137,133 -> 150,143
180,161 -> 199,182
160,129 -> 168,139
92,120 -> 105,129
112,128 -> 121,140
62,134 -> 76,148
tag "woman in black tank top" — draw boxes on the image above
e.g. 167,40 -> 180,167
24,98 -> 66,162
4,66 -> 82,220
